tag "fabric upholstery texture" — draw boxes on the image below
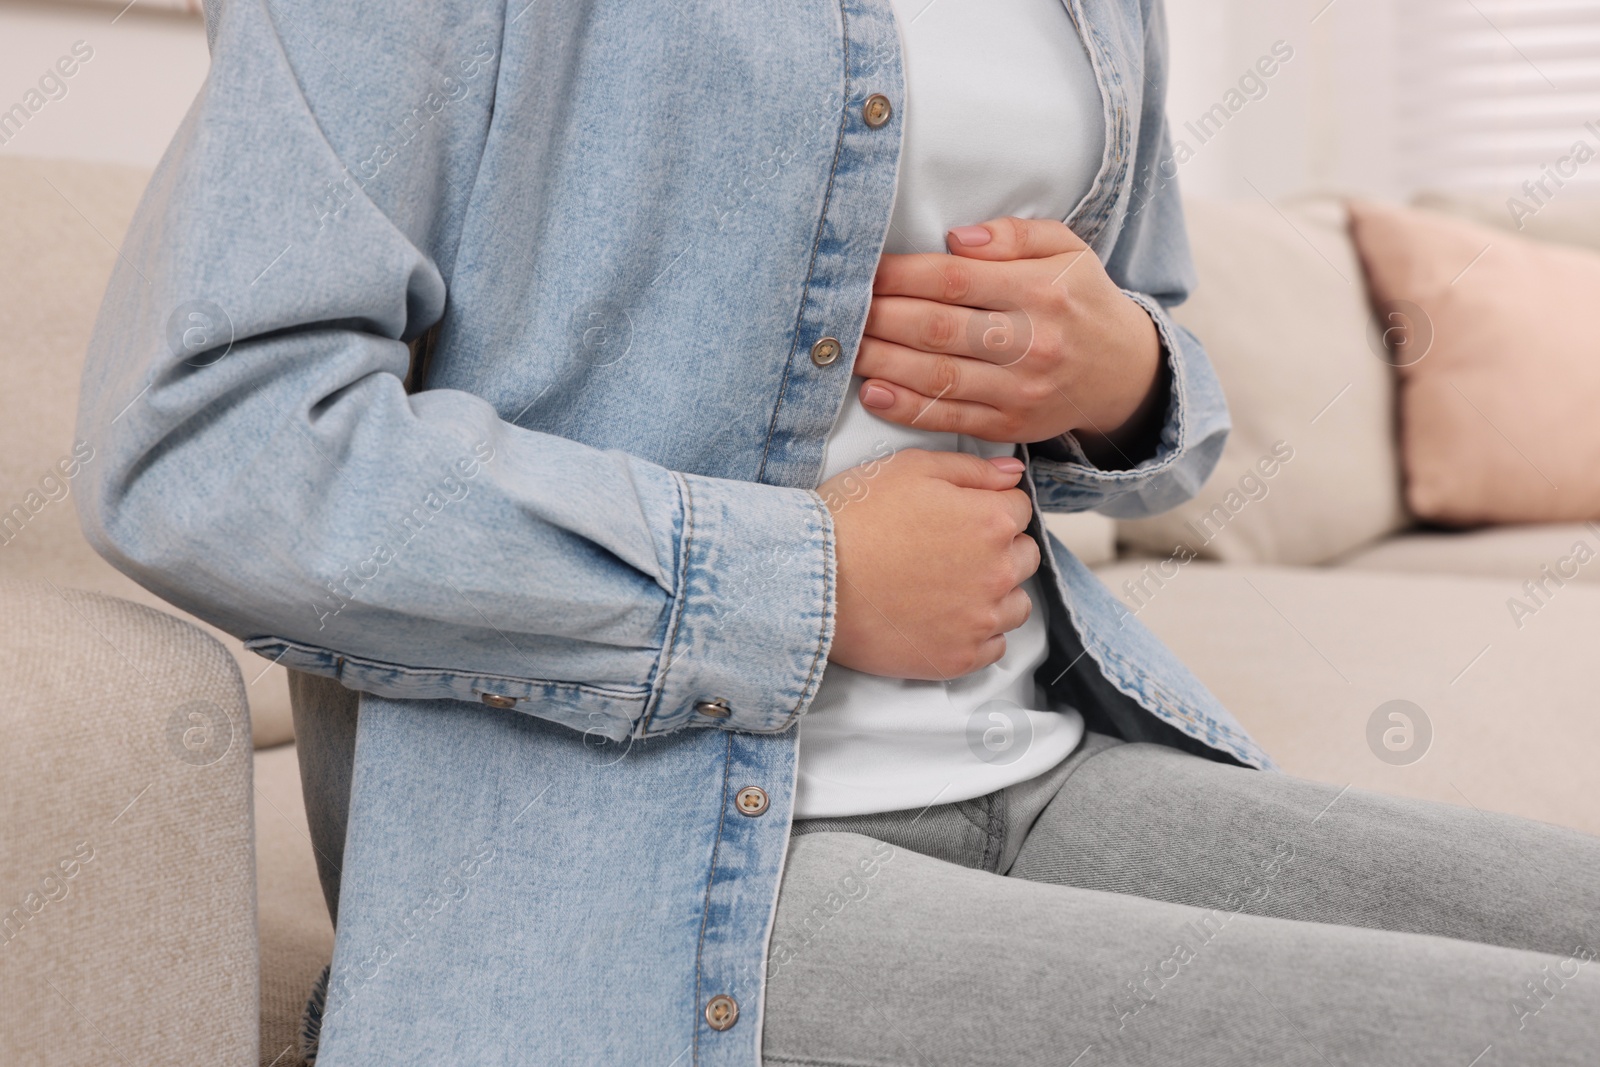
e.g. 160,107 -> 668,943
0,579 -> 257,1066
0,154 -> 293,748
1041,510 -> 1117,567
1337,522 -> 1600,583
1349,199 -> 1600,526
1098,560 -> 1600,836
1116,197 -> 1408,565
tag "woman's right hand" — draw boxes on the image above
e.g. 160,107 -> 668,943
819,449 -> 1040,681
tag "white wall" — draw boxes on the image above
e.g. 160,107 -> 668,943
0,0 -> 1402,199
1164,0 -> 1401,201
0,0 -> 207,168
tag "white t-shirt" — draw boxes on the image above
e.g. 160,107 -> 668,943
793,0 -> 1106,819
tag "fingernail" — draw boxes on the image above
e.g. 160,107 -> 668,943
947,225 -> 992,247
989,457 -> 1025,473
861,383 -> 895,409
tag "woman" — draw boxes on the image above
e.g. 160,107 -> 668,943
79,0 -> 1599,1062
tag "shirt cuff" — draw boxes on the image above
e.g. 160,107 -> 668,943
639,472 -> 836,735
1028,290 -> 1229,519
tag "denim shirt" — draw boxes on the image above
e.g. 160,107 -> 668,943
77,0 -> 1270,1061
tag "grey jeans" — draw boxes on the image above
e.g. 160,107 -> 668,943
765,734 -> 1600,1066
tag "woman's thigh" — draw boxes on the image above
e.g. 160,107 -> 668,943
1010,742 -> 1600,958
760,831 -> 1600,1067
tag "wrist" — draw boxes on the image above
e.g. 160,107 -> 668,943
1071,301 -> 1166,468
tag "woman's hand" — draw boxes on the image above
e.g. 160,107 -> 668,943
820,450 -> 1039,680
856,217 -> 1165,450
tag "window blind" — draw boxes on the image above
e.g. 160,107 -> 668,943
1398,0 -> 1600,195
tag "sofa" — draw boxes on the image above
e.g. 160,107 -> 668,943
3,154 -> 1597,1066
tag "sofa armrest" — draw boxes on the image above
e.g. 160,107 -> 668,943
0,579 -> 256,1066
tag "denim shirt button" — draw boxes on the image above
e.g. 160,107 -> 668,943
809,336 -> 842,366
862,93 -> 893,128
705,994 -> 739,1031
479,692 -> 518,710
734,786 -> 769,816
695,698 -> 732,719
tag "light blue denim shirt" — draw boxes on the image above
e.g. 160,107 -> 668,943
77,0 -> 1270,1061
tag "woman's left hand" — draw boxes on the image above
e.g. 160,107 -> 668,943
857,216 -> 1165,447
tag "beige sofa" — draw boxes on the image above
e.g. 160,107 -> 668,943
3,155 -> 1597,1066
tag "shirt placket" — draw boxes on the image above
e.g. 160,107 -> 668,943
695,1 -> 906,1064
753,0 -> 907,494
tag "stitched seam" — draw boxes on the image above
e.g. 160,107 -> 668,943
982,791 -> 1005,873
1126,290 -> 1187,457
765,1055 -> 913,1067
1030,299 -> 1186,483
1058,0 -> 1111,239
1062,0 -> 1121,249
1044,567 -> 1267,769
1090,641 -> 1266,767
1097,21 -> 1134,242
1026,293 -> 1190,492
774,490 -> 835,731
691,732 -> 735,1067
755,2 -> 853,485
951,800 -> 989,836
641,471 -> 695,735
1094,640 -> 1249,746
242,638 -> 649,702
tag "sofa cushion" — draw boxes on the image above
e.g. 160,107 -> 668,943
1041,511 -> 1116,567
1349,199 -> 1600,525
0,581 -> 257,1065
1413,190 -> 1600,254
1096,561 -> 1600,835
0,154 -> 293,747
1336,523 -> 1600,586
1116,197 -> 1407,565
